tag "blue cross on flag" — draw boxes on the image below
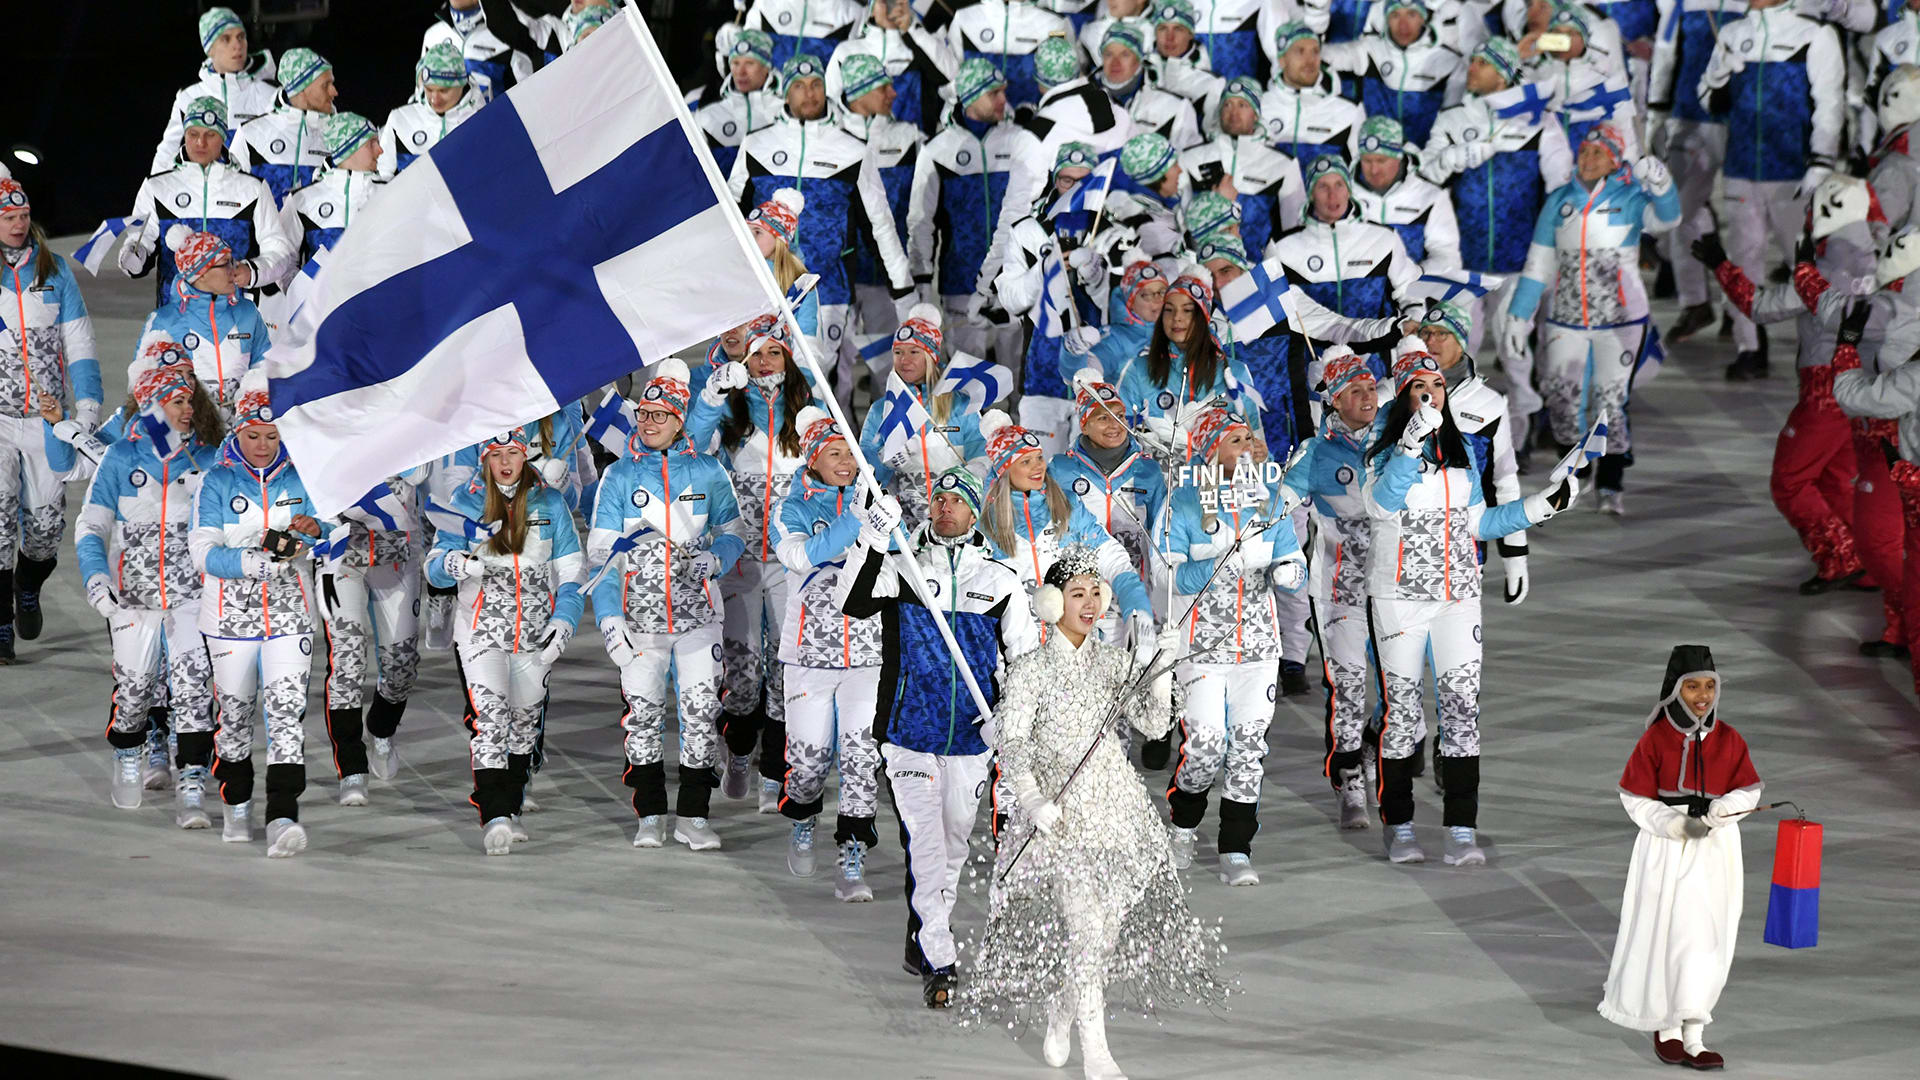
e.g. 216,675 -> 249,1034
586,388 -> 638,455
1218,259 -> 1303,341
72,217 -> 144,276
1494,82 -> 1552,126
267,8 -> 778,515
1044,158 -> 1117,232
932,352 -> 1013,415
875,371 -> 934,463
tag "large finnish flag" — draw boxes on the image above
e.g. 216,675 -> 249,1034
268,8 -> 777,515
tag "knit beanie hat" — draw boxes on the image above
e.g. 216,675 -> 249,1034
1582,122 -> 1628,170
278,47 -> 332,97
1419,299 -> 1472,348
747,313 -> 794,358
1169,261 -> 1214,311
1188,405 -> 1247,464
955,57 -> 1007,109
1152,0 -> 1197,31
1391,342 -> 1443,391
482,426 -> 533,457
749,187 -> 804,246
1101,21 -> 1146,60
981,409 -> 1043,486
1320,346 -> 1376,398
1185,190 -> 1240,240
1471,38 -> 1524,87
1035,34 -> 1082,87
0,178 -> 25,215
181,95 -> 230,135
894,303 -> 943,359
1194,238 -> 1251,271
417,42 -> 469,89
165,224 -> 232,282
131,344 -> 197,409
199,7 -> 244,52
325,111 -> 377,163
1074,369 -> 1128,427
796,405 -> 844,466
638,357 -> 693,418
841,53 -> 891,103
1217,76 -> 1261,119
231,369 -> 276,430
1272,20 -> 1317,55
730,28 -> 775,70
782,53 -> 827,90
932,464 -> 984,517
1122,131 -> 1177,186
1357,115 -> 1406,158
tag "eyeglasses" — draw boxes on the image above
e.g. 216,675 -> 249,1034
635,408 -> 678,425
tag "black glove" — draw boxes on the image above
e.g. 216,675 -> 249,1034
1684,795 -> 1712,818
1706,84 -> 1732,116
1838,299 -> 1872,347
321,571 -> 341,618
1795,228 -> 1816,269
1691,232 -> 1727,270
1193,160 -> 1227,192
261,528 -> 305,560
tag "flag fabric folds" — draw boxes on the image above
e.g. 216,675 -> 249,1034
266,7 -> 776,515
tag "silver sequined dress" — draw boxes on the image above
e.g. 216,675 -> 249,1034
958,630 -> 1228,1023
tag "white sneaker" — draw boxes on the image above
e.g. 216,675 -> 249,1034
368,736 -> 398,780
338,774 -> 369,807
1384,822 -> 1426,864
787,818 -> 817,877
1337,772 -> 1371,830
1168,825 -> 1197,870
1443,825 -> 1487,867
834,840 -> 873,902
265,818 -> 308,858
483,817 -> 515,856
143,742 -> 172,790
757,779 -> 780,814
175,766 -> 212,829
509,815 -> 529,842
221,800 -> 252,842
111,748 -> 144,810
674,815 -> 722,851
1218,852 -> 1260,887
520,776 -> 541,813
1598,491 -> 1626,516
632,815 -> 665,848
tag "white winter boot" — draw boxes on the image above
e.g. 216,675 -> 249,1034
1043,993 -> 1073,1067
111,747 -> 144,810
1076,991 -> 1127,1080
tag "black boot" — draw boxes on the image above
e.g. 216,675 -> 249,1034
1140,733 -> 1172,770
14,555 -> 55,641
1280,660 -> 1310,697
0,568 -> 13,664
1668,303 -> 1716,341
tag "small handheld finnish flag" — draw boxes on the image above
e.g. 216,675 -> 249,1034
874,371 -> 934,463
585,388 -> 637,455
424,498 -> 501,544
1043,158 -> 1116,228
1217,259 -> 1302,341
932,353 -> 1012,414
72,218 -> 144,276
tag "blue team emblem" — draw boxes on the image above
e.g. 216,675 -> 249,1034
772,150 -> 789,166
300,637 -> 313,656
1472,624 -> 1482,643
412,131 -> 428,145
1306,255 -> 1323,272
1072,477 -> 1090,495
1334,465 -> 1354,486
631,488 -> 651,508
811,520 -> 828,534
974,779 -> 988,799
711,642 -> 723,661
230,495 -> 250,514
925,577 -> 941,597
270,138 -> 288,154
319,202 -> 336,217
828,323 -> 842,341
258,404 -> 274,422
1266,684 -> 1277,702
1156,390 -> 1175,409
411,598 -> 421,617
957,149 -> 971,166
175,193 -> 191,208
183,332 -> 202,350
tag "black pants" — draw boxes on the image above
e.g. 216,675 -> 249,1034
1379,753 -> 1480,828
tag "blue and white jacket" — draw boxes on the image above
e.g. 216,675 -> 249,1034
151,53 -> 281,174
835,527 -> 1040,755
1323,26 -> 1467,145
76,426 -> 221,612
690,77 -> 783,177
1048,439 -> 1168,582
1697,0 -> 1843,183
121,159 -> 296,305
909,108 -> 1043,299
827,20 -> 961,136
745,0 -> 864,70
1161,469 -> 1307,664
1423,82 -> 1575,275
1180,133 -> 1308,255
587,433 -> 747,637
1260,67 -> 1365,167
1510,170 -> 1681,330
1362,435 -> 1535,602
422,1 -> 535,104
1283,408 -> 1380,606
990,488 -> 1154,621
856,384 -> 986,530
1649,0 -> 1747,125
687,376 -> 822,564
774,469 -> 883,668
379,89 -> 483,177
138,280 -> 270,419
1266,211 -> 1422,332
1116,342 -> 1267,440
285,168 -> 387,265
189,441 -> 319,640
947,0 -> 1075,109
2,246 -> 98,422
228,96 -> 333,206
426,478 -> 585,653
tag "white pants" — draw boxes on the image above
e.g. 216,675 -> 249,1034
459,645 -> 550,772
721,558 -> 789,723
320,532 -> 422,711
885,744 -> 989,972
1310,595 -> 1371,766
619,621 -> 725,770
780,664 -> 882,824
0,413 -> 65,567
1722,177 -> 1807,352
1370,596 -> 1482,761
1538,320 -> 1648,453
1661,121 -> 1727,309
1491,275 -> 1543,429
1171,659 -> 1278,808
105,601 -> 214,739
208,633 -> 313,769
1276,507 -> 1312,664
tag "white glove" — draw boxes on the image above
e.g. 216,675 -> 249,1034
1503,554 -> 1529,605
1150,625 -> 1180,708
1029,799 -> 1063,835
701,360 -> 749,405
443,550 -> 479,581
1522,471 -> 1581,524
240,549 -> 274,581
1460,141 -> 1494,169
1063,325 -> 1103,356
86,575 -> 120,618
1066,245 -> 1103,286
1794,164 -> 1833,202
74,399 -> 101,432
538,620 -> 573,665
1267,559 -> 1306,593
1502,315 -> 1533,363
50,419 -> 110,466
116,239 -> 150,278
1634,156 -> 1673,197
535,455 -> 569,488
858,492 -> 903,549
1128,610 -> 1157,666
600,616 -> 636,668
1398,405 -> 1443,453
688,550 -> 724,582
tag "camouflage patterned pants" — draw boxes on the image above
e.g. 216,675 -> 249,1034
102,602 -> 214,748
0,415 -> 66,567
208,633 -> 313,769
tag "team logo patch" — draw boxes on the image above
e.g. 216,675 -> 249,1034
981,28 -> 995,41
811,520 -> 828,534
175,193 -> 192,208
1156,390 -> 1176,409
957,149 -> 971,166
1620,350 -> 1634,368
631,488 -> 651,508
772,150 -> 789,166
1739,37 -> 1754,53
1071,477 -> 1090,495
1559,203 -> 1576,218
258,405 -> 274,421
270,138 -> 287,154
924,577 -> 941,596
1306,254 -> 1323,272
230,495 -> 250,514
319,202 -> 335,217
828,323 -> 843,340
128,469 -> 149,488
1472,624 -> 1483,643
712,643 -> 724,661
1334,464 -> 1354,486
722,120 -> 738,136
777,10 -> 793,23
183,332 -> 202,350
411,598 -> 421,617
1266,684 -> 1277,702
297,637 -> 313,656
1380,61 -> 1395,76
412,131 -> 428,145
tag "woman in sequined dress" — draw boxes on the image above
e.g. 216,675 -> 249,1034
959,548 -> 1227,1080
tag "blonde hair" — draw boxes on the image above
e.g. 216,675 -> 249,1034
908,352 -> 958,426
769,238 -> 809,292
481,462 -> 535,556
984,470 -> 1073,558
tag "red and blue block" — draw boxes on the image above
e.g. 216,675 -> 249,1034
1764,819 -> 1822,949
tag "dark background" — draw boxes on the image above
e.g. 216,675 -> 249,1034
9,1 -> 734,236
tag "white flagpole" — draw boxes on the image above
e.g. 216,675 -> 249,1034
624,7 -> 999,726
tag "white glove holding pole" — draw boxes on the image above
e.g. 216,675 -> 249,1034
538,620 -> 573,665
1128,610 -> 1157,667
1503,554 -> 1529,605
442,550 -> 479,581
1029,800 -> 1063,834
1398,404 -> 1443,454
240,549 -> 275,581
688,550 -> 724,582
535,455 -> 569,488
1063,325 -> 1103,356
858,492 -> 903,549
599,616 -> 636,668
86,575 -> 120,618
1267,559 -> 1306,593
702,360 -> 749,404
1150,625 -> 1181,709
